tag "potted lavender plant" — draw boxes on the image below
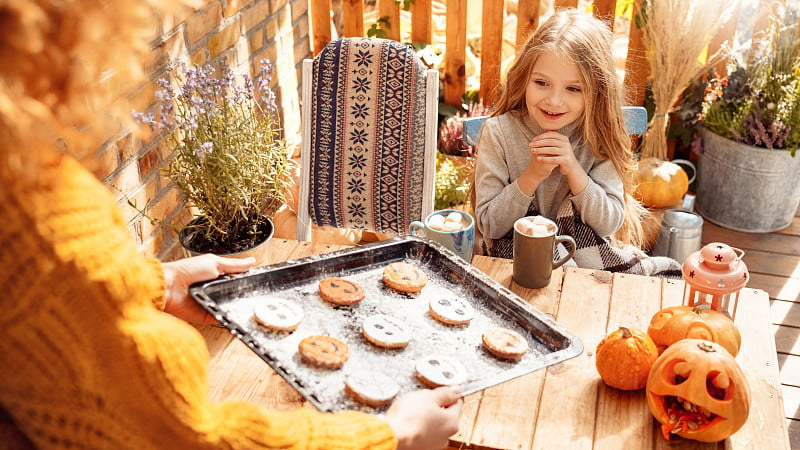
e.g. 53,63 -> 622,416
135,57 -> 289,261
681,9 -> 800,232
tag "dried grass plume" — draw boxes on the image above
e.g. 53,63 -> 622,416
639,0 -> 733,161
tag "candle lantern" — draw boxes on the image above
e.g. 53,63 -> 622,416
682,242 -> 749,319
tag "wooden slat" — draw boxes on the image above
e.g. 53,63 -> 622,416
463,267 -> 565,448
701,221 -> 800,256
623,0 -> 648,107
774,323 -> 800,356
379,0 -> 401,41
592,0 -> 617,22
529,268 -> 612,449
444,0 -> 467,106
730,288 -> 790,449
515,0 -> 540,50
780,384 -> 800,420
788,418 -> 800,450
342,0 -> 365,37
310,0 -> 333,55
593,273 -> 661,449
479,0 -> 504,106
411,0 -> 432,44
554,0 -> 579,9
737,249 -> 800,279
749,273 -> 800,302
773,299 -> 800,328
777,353 -> 800,388
707,0 -> 740,76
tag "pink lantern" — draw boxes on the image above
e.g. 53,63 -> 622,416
682,242 -> 749,319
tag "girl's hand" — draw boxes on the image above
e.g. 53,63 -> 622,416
529,131 -> 588,195
161,254 -> 256,323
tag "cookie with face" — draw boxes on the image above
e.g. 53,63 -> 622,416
344,371 -> 401,407
318,277 -> 365,305
382,262 -> 428,293
482,327 -> 529,360
415,355 -> 468,387
298,335 -> 350,369
253,298 -> 304,331
429,297 -> 475,325
362,314 -> 412,348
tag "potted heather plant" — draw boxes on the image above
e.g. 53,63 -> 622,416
678,8 -> 800,232
135,57 -> 289,261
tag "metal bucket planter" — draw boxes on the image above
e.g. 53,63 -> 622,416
695,127 -> 800,233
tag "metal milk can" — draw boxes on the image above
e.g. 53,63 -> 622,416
652,209 -> 704,264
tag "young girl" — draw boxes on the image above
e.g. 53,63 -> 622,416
474,9 -> 680,276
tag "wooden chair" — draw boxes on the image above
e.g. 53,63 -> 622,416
296,38 -> 439,241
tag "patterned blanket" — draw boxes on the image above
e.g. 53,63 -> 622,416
486,199 -> 682,279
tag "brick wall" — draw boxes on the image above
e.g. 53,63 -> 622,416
93,0 -> 310,262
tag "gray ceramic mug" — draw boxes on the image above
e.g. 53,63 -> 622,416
512,216 -> 576,289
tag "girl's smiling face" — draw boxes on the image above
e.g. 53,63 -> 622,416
525,51 -> 586,131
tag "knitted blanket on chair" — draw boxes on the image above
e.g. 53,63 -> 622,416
487,200 -> 682,279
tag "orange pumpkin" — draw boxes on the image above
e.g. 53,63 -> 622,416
634,158 -> 689,208
595,326 -> 659,390
646,339 -> 750,442
648,305 -> 741,356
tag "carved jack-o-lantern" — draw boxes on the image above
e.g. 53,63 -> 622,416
648,305 -> 741,356
646,339 -> 750,442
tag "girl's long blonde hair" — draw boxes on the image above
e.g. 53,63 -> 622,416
0,0 -> 190,171
492,9 -> 645,247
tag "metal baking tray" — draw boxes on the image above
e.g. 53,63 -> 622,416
189,236 -> 583,413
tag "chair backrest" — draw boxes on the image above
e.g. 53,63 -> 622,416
461,106 -> 649,146
297,38 -> 439,241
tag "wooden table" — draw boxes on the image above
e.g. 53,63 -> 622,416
197,238 -> 789,449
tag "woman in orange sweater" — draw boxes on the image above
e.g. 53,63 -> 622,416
0,1 -> 462,449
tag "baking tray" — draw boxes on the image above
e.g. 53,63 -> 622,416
189,236 -> 583,413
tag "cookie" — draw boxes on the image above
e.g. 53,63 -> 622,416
429,297 -> 475,325
318,277 -> 365,305
382,262 -> 428,293
298,335 -> 350,369
482,327 -> 529,360
344,371 -> 401,407
415,355 -> 468,387
362,314 -> 412,348
253,298 -> 304,331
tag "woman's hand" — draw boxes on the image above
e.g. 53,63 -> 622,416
386,386 -> 463,450
529,131 -> 588,195
161,254 -> 255,323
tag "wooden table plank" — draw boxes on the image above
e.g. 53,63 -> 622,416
529,268 -> 613,449
464,266 -> 565,449
593,273 -> 662,449
730,288 -> 790,449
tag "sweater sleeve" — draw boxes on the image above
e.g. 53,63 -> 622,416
0,155 -> 396,450
568,158 -> 625,237
474,116 -> 535,239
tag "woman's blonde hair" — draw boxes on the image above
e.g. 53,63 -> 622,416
492,9 -> 645,247
0,0 -> 188,168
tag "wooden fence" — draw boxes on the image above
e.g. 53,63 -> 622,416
308,0 -> 788,111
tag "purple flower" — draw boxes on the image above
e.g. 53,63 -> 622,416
195,141 -> 214,159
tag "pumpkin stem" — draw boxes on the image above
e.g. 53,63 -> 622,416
618,326 -> 632,338
697,342 -> 716,353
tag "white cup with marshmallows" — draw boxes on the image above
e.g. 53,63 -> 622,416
409,209 -> 475,262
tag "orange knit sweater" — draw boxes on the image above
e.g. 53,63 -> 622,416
0,154 -> 396,449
